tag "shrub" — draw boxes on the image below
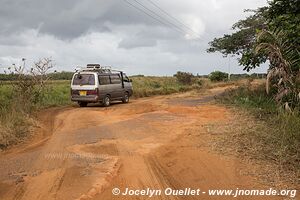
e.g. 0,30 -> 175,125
174,71 -> 194,85
209,71 -> 228,82
0,58 -> 54,149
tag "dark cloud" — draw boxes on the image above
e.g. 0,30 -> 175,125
0,0 -> 164,40
0,0 -> 268,75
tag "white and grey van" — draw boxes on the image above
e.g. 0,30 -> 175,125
71,64 -> 133,107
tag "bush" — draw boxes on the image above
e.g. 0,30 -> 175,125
0,58 -> 54,149
174,71 -> 194,85
209,71 -> 228,82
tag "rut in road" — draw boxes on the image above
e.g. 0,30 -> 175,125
0,88 -> 280,200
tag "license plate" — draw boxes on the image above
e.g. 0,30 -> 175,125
79,91 -> 87,96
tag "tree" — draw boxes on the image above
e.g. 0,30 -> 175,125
207,0 -> 300,72
207,7 -> 268,71
255,30 -> 300,109
208,0 -> 300,109
8,58 -> 54,113
267,0 -> 300,72
209,71 -> 228,82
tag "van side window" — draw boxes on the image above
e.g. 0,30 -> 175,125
110,74 -> 121,84
99,75 -> 110,85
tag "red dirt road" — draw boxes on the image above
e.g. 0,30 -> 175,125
0,87 -> 284,200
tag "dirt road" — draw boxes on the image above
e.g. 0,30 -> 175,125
0,87 -> 281,200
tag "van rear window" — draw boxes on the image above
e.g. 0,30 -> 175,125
73,74 -> 95,85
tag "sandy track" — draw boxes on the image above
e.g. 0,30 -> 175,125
0,87 -> 281,200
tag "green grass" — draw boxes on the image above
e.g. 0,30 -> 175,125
38,80 -> 72,107
217,84 -> 300,182
219,84 -> 278,116
0,81 -> 72,109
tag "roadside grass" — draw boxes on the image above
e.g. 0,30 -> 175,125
131,76 -> 206,98
0,80 -> 71,148
38,80 -> 71,107
215,83 -> 300,186
0,84 -> 30,148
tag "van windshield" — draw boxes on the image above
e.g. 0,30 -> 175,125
73,74 -> 95,85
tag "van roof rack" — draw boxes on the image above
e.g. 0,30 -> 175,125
77,64 -> 124,74
79,64 -> 111,73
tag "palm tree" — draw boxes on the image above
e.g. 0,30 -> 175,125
255,30 -> 300,111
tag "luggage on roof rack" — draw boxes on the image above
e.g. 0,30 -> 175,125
80,64 -> 112,73
87,64 -> 100,68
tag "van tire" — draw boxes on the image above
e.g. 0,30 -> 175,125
79,102 -> 88,107
122,92 -> 129,103
103,95 -> 111,107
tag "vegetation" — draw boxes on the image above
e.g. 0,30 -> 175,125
208,71 -> 228,82
208,0 -> 300,110
0,81 -> 71,148
129,76 -> 206,98
0,58 -> 56,148
208,0 -> 300,184
48,71 -> 73,80
207,7 -> 268,70
173,71 -> 194,85
256,30 -> 300,110
217,85 -> 299,183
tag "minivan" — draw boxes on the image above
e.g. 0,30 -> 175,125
71,64 -> 133,107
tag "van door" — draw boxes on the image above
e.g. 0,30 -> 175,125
109,74 -> 124,99
98,75 -> 112,100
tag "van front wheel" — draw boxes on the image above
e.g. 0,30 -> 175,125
103,95 -> 111,107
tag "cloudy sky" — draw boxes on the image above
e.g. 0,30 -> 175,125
0,0 -> 268,75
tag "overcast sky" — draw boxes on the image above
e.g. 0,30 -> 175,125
0,0 -> 268,75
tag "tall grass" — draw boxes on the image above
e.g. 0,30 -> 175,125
0,81 -> 71,148
131,76 -> 204,98
38,80 -> 71,107
0,84 -> 29,148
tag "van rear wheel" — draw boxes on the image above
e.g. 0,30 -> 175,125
122,92 -> 129,103
103,95 -> 111,107
78,102 -> 88,107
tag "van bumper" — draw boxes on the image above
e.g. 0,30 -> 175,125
71,95 -> 99,102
